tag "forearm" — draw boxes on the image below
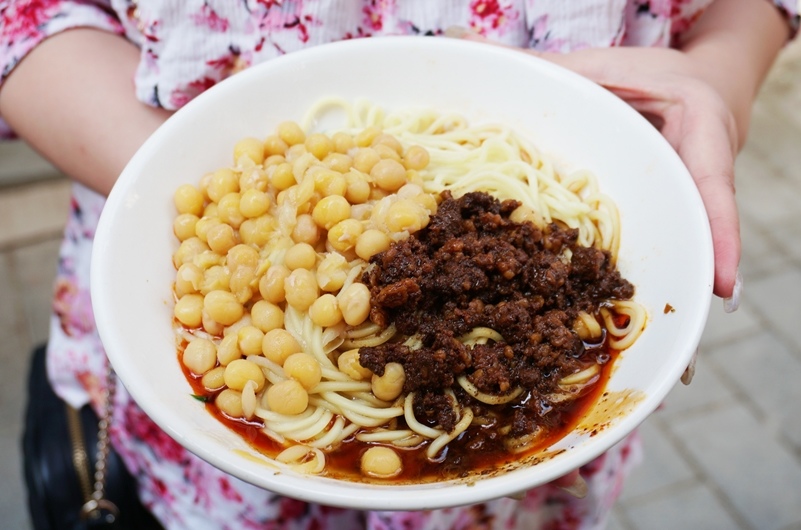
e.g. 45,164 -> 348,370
678,0 -> 789,149
0,28 -> 170,196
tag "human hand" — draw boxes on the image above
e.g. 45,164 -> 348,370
448,30 -> 742,304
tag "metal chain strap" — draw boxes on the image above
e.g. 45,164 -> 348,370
80,361 -> 120,524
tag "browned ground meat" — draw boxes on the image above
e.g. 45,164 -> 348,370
359,191 -> 634,437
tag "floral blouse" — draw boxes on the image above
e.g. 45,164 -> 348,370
1,1 -> 798,529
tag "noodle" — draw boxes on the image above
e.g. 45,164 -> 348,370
172,99 -> 648,480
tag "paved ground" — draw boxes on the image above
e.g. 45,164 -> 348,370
1,40 -> 800,529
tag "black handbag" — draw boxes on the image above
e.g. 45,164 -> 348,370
22,344 -> 164,530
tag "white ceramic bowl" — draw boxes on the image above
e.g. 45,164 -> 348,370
92,36 -> 713,510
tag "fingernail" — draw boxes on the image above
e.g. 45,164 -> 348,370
723,268 -> 743,313
681,348 -> 698,385
559,475 -> 588,499
444,25 -> 476,39
506,491 -> 526,501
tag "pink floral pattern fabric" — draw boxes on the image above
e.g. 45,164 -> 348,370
1,1 -> 799,529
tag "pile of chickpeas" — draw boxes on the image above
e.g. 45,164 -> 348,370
170,120 -> 437,476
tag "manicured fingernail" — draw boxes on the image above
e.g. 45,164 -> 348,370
681,348 -> 698,385
723,268 -> 742,313
559,475 -> 588,499
444,25 -> 475,39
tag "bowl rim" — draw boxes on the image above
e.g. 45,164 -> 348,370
92,35 -> 714,510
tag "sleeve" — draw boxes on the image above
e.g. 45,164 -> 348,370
768,0 -> 800,37
0,0 -> 125,139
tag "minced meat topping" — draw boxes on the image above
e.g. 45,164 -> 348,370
359,191 -> 634,436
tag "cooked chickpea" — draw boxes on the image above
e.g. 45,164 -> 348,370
331,131 -> 355,154
264,134 -> 289,157
344,170 -> 371,204
217,192 -> 245,229
239,188 -> 270,218
224,359 -> 266,392
323,153 -> 353,173
291,213 -> 320,245
402,145 -> 430,171
371,159 -> 407,192
215,389 -> 244,418
174,184 -> 205,216
313,169 -> 347,197
229,266 -> 255,304
233,137 -> 265,165
372,133 -> 403,154
259,264 -> 290,303
216,333 -> 241,365
371,362 -> 406,401
239,215 -> 273,247
412,192 -> 438,215
262,328 -> 302,365
201,309 -> 224,336
277,121 -> 306,146
269,162 -> 296,191
250,300 -> 284,333
201,366 -> 226,391
312,195 -> 351,230
239,166 -> 266,192
316,253 -> 349,292
172,237 -> 209,268
175,263 -> 204,297
285,144 -> 308,163
283,352 -> 322,390
238,325 -> 265,356
174,294 -> 204,327
173,213 -> 199,241
350,203 -> 372,221
194,216 -> 221,243
373,143 -> 402,162
369,187 -> 390,201
200,265 -> 230,295
266,379 -> 309,415
509,205 -> 541,226
182,338 -> 217,375
226,244 -> 259,271
194,250 -> 223,270
207,168 -> 239,203
284,243 -> 317,270
305,133 -> 334,160
206,223 -> 237,254
361,446 -> 402,478
326,219 -> 361,252
386,199 -> 427,233
199,173 -> 213,200
338,282 -> 371,326
308,294 -> 343,328
337,348 -> 372,381
353,147 -> 381,174
264,154 -> 286,167
396,183 -> 422,199
405,169 -> 423,186
284,268 -> 319,311
203,202 -> 219,218
354,126 -> 380,148
355,229 -> 391,260
203,290 -> 244,326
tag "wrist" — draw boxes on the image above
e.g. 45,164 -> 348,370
677,0 -> 788,149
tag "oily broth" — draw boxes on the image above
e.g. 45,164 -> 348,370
179,334 -> 619,483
